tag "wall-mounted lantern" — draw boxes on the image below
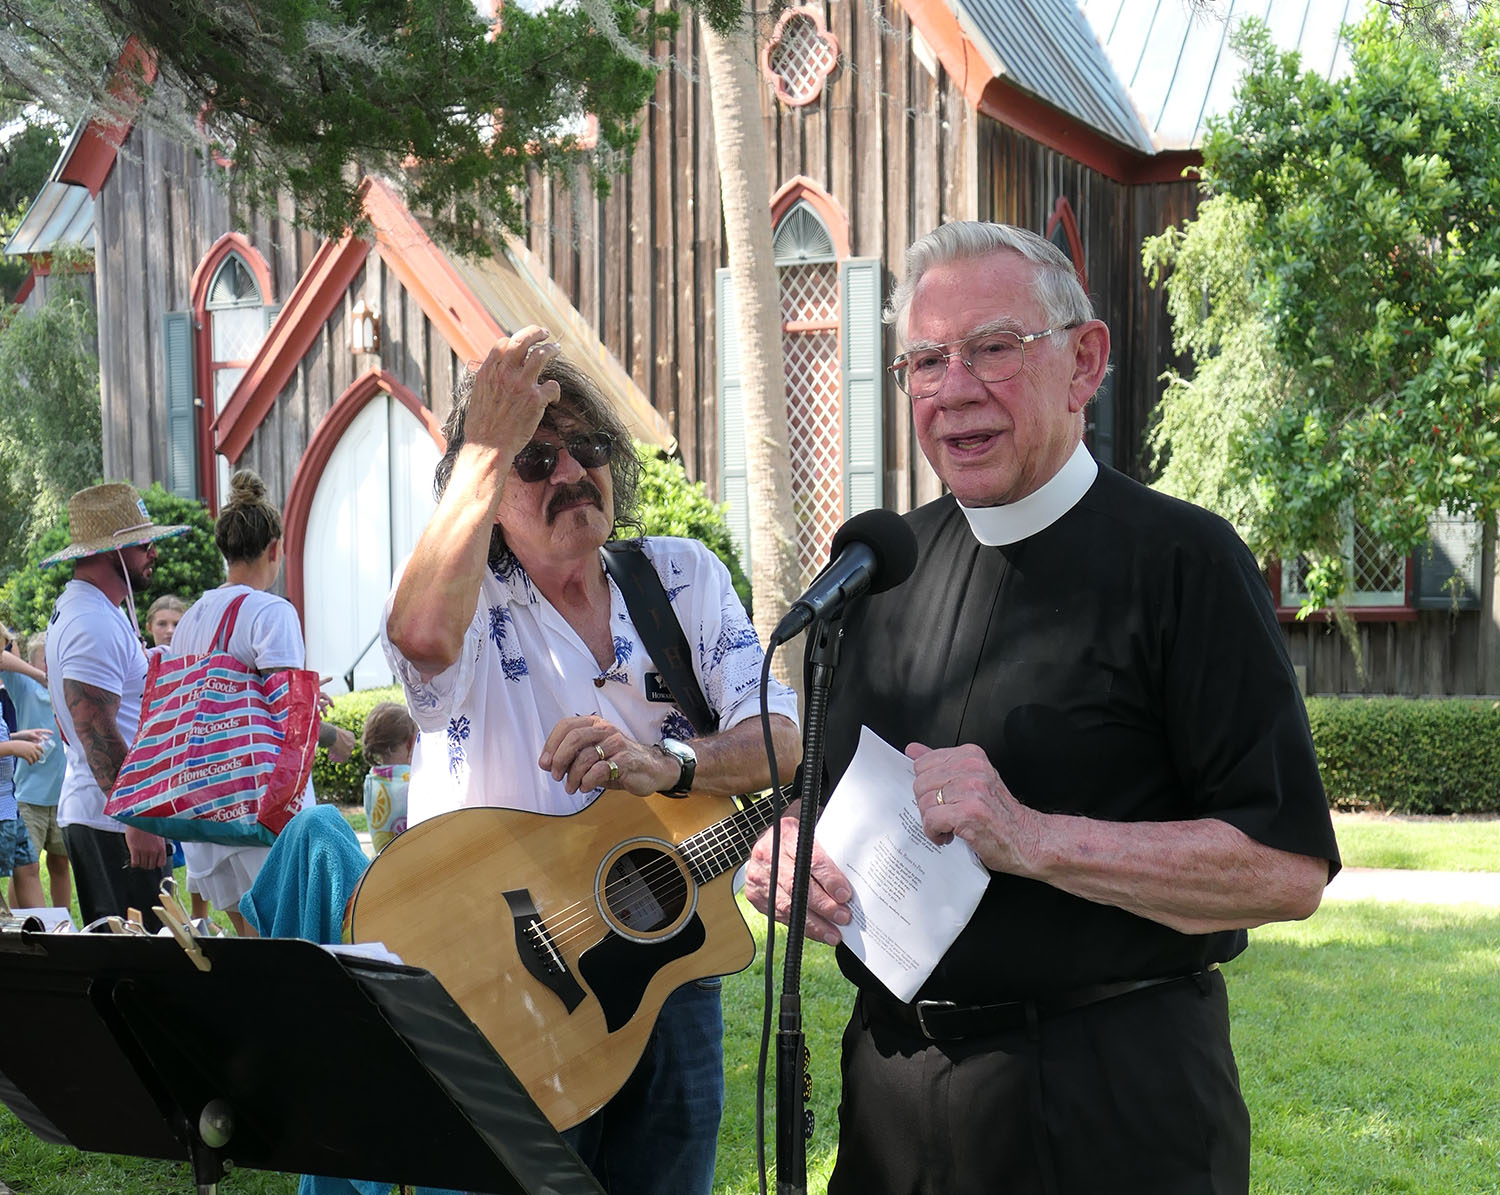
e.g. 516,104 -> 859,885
349,299 -> 381,356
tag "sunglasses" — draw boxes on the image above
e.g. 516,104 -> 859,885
512,431 -> 616,484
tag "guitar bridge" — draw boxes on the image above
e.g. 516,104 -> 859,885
502,888 -> 586,1013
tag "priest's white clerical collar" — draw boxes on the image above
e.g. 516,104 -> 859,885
957,441 -> 1098,546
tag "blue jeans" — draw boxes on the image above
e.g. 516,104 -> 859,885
562,978 -> 726,1195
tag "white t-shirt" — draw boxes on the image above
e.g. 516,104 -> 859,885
167,585 -> 316,904
47,580 -> 149,832
381,537 -> 800,825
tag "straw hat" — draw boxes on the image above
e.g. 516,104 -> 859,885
42,483 -> 190,566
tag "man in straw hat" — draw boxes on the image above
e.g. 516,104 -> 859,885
43,483 -> 188,930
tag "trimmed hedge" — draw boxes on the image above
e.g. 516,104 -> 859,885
1306,696 -> 1500,815
312,684 -> 404,804
316,690 -> 1500,817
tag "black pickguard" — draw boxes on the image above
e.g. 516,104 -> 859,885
576,914 -> 707,1033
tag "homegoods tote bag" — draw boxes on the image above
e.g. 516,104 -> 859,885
106,594 -> 322,846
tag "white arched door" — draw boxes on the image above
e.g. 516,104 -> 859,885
303,395 -> 440,691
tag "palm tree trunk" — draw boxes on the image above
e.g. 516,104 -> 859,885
699,9 -> 802,686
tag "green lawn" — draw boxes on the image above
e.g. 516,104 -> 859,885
6,819 -> 1500,1193
1332,812 -> 1500,873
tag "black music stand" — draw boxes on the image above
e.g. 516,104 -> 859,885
0,929 -> 603,1194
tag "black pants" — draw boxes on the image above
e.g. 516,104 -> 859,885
63,823 -> 170,933
828,970 -> 1250,1195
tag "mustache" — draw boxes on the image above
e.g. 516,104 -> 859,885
547,480 -> 604,522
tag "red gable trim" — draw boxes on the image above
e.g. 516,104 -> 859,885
899,0 -> 1201,187
282,369 -> 445,622
361,176 -> 503,365
216,176 -> 504,464
58,37 -> 157,196
214,231 -> 372,462
11,272 -> 35,307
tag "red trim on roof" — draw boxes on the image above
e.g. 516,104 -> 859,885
216,176 -> 503,467
11,272 -> 35,307
282,369 -> 445,623
898,0 -> 1202,186
214,234 -> 373,463
57,38 -> 157,196
361,177 -> 503,364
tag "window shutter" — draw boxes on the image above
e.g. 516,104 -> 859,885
264,303 -> 282,332
163,311 -> 198,499
716,268 -> 751,572
1413,508 -> 1483,610
840,257 -> 883,516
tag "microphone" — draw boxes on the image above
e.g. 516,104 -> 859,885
770,508 -> 918,645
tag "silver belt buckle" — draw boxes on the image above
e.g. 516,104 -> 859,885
914,999 -> 956,1040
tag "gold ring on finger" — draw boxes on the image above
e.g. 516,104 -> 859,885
607,760 -> 620,783
935,788 -> 945,806
595,743 -> 607,761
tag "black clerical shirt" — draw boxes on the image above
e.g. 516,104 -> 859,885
823,464 -> 1341,1005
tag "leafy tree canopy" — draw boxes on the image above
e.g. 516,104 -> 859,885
0,0 -> 695,254
1147,12 -> 1500,611
0,255 -> 102,567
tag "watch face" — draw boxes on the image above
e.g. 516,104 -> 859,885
661,737 -> 696,766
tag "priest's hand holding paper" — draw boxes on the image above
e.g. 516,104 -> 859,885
906,740 -> 1044,873
745,802 -> 854,947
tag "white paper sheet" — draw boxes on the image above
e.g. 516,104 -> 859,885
816,726 -> 990,1002
6,907 -> 75,932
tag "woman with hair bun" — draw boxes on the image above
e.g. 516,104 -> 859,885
166,469 -> 355,934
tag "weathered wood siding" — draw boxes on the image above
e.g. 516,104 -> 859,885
95,123 -> 464,506
522,1 -> 972,513
978,120 -> 1197,479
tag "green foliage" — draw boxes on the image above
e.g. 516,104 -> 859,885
1307,696 -> 1500,814
310,684 -> 403,803
0,261 -> 102,567
0,117 -> 63,302
1150,13 -> 1500,610
3,0 -> 673,256
633,444 -> 752,614
0,483 -> 223,635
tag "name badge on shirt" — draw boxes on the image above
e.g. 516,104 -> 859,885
644,672 -> 676,703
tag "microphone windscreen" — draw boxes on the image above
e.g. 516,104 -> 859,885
828,508 -> 918,595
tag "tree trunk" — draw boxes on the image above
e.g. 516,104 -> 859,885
699,10 -> 802,686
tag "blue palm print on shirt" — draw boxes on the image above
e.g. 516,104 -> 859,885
488,605 -> 529,682
598,636 -> 634,686
447,716 -> 471,779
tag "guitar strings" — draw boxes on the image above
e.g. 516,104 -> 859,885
513,802 -> 783,956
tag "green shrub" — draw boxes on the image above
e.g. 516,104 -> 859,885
1307,697 -> 1500,815
633,444 -> 751,614
312,684 -> 404,804
0,483 -> 224,634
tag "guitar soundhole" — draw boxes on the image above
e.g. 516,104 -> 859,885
598,842 -> 693,942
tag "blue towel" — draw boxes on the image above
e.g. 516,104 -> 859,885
241,806 -> 461,1195
239,804 -> 370,942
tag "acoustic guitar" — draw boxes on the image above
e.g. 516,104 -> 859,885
345,790 -> 785,1130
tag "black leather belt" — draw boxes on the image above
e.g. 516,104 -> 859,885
866,967 -> 1216,1042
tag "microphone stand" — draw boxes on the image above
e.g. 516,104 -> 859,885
776,614 -> 842,1195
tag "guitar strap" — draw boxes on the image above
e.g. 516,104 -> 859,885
602,541 -> 720,737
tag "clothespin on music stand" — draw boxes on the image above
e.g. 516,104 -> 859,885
153,879 -> 211,973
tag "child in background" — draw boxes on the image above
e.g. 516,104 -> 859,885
0,631 -> 71,911
360,702 -> 416,853
145,594 -> 188,649
0,666 -> 47,909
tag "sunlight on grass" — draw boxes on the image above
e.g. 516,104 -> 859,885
1332,814 -> 1500,873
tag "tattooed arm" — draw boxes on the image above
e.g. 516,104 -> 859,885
63,678 -> 167,870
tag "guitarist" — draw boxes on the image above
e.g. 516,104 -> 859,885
382,327 -> 801,1195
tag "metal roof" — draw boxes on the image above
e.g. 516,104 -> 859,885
951,0 -> 1363,154
4,119 -> 97,257
1078,0 -> 1362,150
955,0 -> 1157,153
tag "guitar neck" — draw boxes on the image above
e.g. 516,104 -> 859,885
680,789 -> 792,885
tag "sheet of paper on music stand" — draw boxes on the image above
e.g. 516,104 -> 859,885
815,726 -> 990,1002
7,908 -> 74,932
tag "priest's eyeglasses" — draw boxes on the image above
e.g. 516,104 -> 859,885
512,432 -> 615,483
888,325 -> 1078,398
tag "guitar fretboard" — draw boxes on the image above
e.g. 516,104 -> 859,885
680,792 -> 789,885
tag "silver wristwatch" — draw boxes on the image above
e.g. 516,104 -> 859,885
655,737 -> 697,796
